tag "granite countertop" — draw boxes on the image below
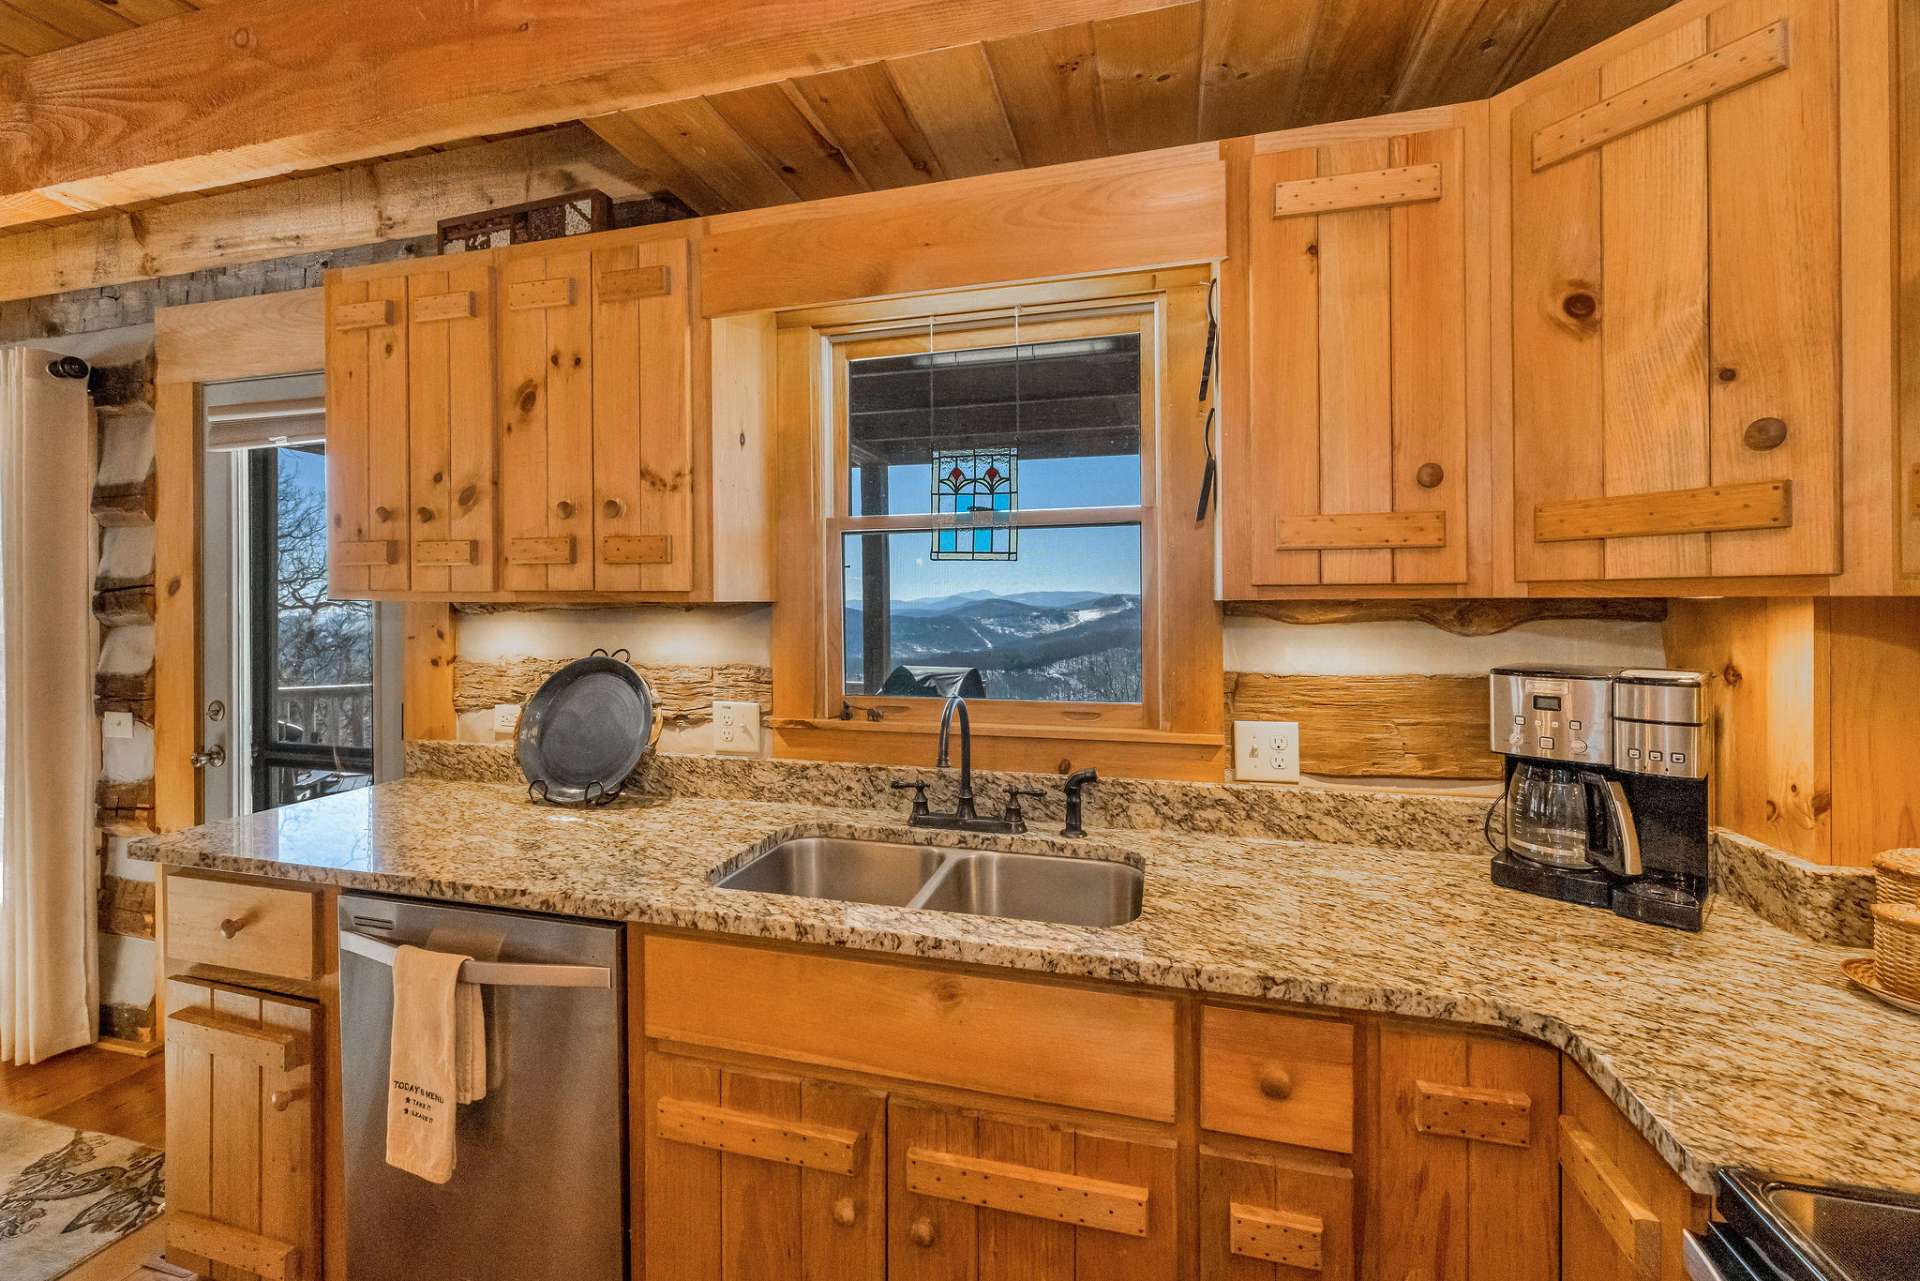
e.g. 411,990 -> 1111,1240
133,776 -> 1915,1198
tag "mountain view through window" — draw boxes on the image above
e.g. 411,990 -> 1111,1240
842,328 -> 1144,704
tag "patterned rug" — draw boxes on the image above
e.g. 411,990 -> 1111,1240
0,1111 -> 163,1281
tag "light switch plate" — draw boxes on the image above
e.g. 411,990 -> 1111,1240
102,710 -> 135,740
713,700 -> 762,755
1234,719 -> 1301,783
492,703 -> 521,738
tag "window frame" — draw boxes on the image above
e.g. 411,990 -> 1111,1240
825,307 -> 1160,730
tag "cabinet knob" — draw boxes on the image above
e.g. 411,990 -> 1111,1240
456,484 -> 478,511
909,1217 -> 936,1248
1257,1063 -> 1294,1100
832,1196 -> 857,1227
1415,462 -> 1445,490
416,506 -> 434,524
554,500 -> 575,520
1743,417 -> 1789,452
373,506 -> 393,523
217,917 -> 244,940
603,498 -> 627,520
270,1089 -> 297,1113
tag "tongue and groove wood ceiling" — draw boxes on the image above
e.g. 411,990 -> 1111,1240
1,0 -> 1678,219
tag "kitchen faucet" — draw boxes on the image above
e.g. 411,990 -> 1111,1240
890,694 -> 1043,834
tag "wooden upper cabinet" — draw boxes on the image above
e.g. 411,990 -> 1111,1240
1221,106 -> 1485,598
591,239 -> 694,592
405,261 -> 498,594
1504,0 -> 1840,582
499,245 -> 596,592
326,272 -> 411,595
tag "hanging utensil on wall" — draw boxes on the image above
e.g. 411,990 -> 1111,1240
1195,278 -> 1220,522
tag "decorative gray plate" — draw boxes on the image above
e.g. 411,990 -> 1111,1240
516,650 -> 661,805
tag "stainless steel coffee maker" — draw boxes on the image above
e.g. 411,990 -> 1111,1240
1489,665 -> 1712,931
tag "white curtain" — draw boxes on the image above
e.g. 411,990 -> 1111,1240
0,348 -> 98,1064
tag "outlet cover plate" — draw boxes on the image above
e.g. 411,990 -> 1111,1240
1234,719 -> 1301,784
713,700 -> 762,755
492,703 -> 521,738
102,710 -> 135,740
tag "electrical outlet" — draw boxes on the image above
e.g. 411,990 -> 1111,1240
1234,719 -> 1301,784
492,703 -> 522,739
713,699 -> 763,755
102,710 -> 134,740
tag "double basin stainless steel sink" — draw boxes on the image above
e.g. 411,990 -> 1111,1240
712,836 -> 1143,927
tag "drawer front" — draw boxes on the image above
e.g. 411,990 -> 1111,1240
643,936 -> 1178,1121
166,874 -> 320,981
1200,1006 -> 1355,1153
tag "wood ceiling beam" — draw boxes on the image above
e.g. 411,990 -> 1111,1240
0,0 -> 1184,230
0,125 -> 652,304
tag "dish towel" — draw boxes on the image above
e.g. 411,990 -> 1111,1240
386,945 -> 486,1184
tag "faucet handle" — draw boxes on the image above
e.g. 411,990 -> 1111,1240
1062,768 -> 1099,838
891,779 -> 931,821
1001,788 -> 1045,834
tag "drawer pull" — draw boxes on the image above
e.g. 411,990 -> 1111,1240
909,1216 -> 936,1248
1559,1116 -> 1661,1275
1743,417 -> 1788,452
169,1211 -> 301,1281
554,499 -> 576,520
1257,1064 -> 1295,1100
832,1196 -> 857,1227
904,1147 -> 1149,1237
168,1007 -> 308,1072
1230,1203 -> 1324,1269
218,917 -> 244,940
1415,462 -> 1445,489
656,1097 -> 859,1175
1413,1080 -> 1532,1147
603,497 -> 627,520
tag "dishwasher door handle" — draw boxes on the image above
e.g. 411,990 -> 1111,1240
339,929 -> 612,989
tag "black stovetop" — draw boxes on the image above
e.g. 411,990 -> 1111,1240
1708,1169 -> 1920,1281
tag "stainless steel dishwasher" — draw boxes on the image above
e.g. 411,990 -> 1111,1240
338,893 -> 626,1281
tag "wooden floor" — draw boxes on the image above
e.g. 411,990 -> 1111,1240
0,1046 -> 171,1281
0,1046 -> 166,1149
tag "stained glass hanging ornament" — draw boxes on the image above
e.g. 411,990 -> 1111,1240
928,307 -> 1020,561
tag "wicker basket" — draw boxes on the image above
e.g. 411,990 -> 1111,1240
1875,850 -> 1920,907
1872,903 -> 1920,1000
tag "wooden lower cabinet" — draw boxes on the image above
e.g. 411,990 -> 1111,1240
889,1099 -> 1180,1281
1559,1060 -> 1711,1281
1200,1149 -> 1355,1281
642,1051 -> 887,1280
1368,1022 -> 1561,1280
165,977 -> 321,1281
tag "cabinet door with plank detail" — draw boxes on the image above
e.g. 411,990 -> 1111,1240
1506,0 -> 1839,582
325,271 -> 411,595
498,247 -> 596,593
405,262 -> 498,594
642,1051 -> 886,1281
889,1098 -> 1179,1281
1366,1024 -> 1559,1281
1200,1149 -> 1355,1281
164,978 -> 320,1281
591,238 -> 696,593
1236,122 -> 1475,590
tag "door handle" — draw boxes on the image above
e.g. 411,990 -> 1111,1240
191,745 -> 227,769
338,930 -> 611,989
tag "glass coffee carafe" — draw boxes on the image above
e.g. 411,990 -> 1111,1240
1505,762 -> 1592,868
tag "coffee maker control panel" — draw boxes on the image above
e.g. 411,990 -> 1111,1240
1489,669 -> 1613,766
1612,669 -> 1709,781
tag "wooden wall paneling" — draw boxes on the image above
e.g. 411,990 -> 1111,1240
1294,0 -> 1429,129
1245,145 -> 1323,587
709,312 -> 778,602
986,23 -> 1110,168
790,62 -> 948,191
152,380 -> 200,832
1507,68 -> 1607,581
1391,0 -> 1544,111
1159,278 -> 1226,738
1823,598 -> 1920,864
585,112 -> 736,216
1389,126 -> 1470,585
402,603 -> 457,742
631,98 -> 801,211
707,82 -> 869,202
770,324 -> 825,720
364,273 -> 412,594
1196,0 -> 1317,141
1314,136 -> 1395,586
885,44 -> 1025,179
1662,598 -> 1828,861
1225,673 -> 1501,779
1900,0 -> 1920,579
1704,0 -> 1841,578
1091,3 -> 1203,155
155,289 -> 327,388
1598,19 -> 1712,580
698,145 -> 1225,316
